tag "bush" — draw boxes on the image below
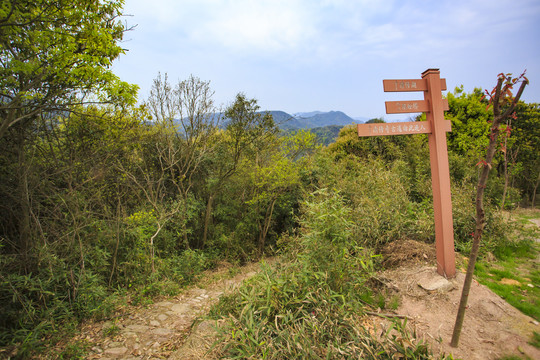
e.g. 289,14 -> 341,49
210,190 -> 443,359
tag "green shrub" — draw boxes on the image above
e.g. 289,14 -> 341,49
210,190 -> 443,359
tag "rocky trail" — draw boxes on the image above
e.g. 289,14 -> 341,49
56,261 -> 265,360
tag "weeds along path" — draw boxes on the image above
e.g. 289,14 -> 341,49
62,260 -> 271,359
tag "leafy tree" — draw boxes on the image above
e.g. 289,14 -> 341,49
0,0 -> 137,261
445,86 -> 492,161
511,102 -> 540,205
0,0 -> 138,138
198,93 -> 277,247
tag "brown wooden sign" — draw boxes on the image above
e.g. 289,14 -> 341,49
357,119 -> 451,137
357,69 -> 456,278
382,78 -> 447,92
384,99 -> 449,114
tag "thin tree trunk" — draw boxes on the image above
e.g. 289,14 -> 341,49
451,132 -> 498,346
258,198 -> 277,256
501,147 -> 509,210
532,171 -> 540,207
451,74 -> 527,347
17,129 -> 31,268
109,199 -> 122,287
201,193 -> 215,248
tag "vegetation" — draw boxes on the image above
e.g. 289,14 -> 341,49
0,1 -> 539,358
474,210 -> 540,321
209,190 -> 447,359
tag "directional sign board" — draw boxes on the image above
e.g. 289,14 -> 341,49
384,99 -> 449,114
357,69 -> 456,278
357,120 -> 452,137
382,78 -> 447,92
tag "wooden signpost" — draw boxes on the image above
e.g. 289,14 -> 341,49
357,69 -> 456,278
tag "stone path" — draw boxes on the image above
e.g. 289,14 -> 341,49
68,262 -> 264,359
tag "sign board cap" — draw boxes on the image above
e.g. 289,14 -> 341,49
422,68 -> 440,76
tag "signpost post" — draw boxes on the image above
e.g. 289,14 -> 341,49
357,69 -> 456,278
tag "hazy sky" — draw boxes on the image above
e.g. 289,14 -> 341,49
112,0 -> 540,120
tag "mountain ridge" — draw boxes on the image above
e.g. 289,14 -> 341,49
266,110 -> 364,130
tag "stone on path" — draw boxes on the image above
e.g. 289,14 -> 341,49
417,270 -> 455,292
104,346 -> 129,356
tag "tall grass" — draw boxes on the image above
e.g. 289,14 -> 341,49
210,190 -> 448,359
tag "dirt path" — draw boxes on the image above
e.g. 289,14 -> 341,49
60,260 -> 268,360
380,265 -> 539,360
379,226 -> 540,360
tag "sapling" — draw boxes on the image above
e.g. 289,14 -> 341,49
451,72 -> 528,347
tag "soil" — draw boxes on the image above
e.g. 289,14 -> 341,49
378,238 -> 539,360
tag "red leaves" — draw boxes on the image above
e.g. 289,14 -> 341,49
484,70 -> 527,110
476,159 -> 491,169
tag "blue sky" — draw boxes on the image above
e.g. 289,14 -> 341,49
112,0 -> 540,121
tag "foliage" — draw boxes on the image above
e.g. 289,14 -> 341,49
210,190 -> 444,359
446,86 -> 492,160
0,0 -> 138,138
510,103 -> 540,205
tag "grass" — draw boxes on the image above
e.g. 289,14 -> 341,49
473,208 -> 540,341
529,331 -> 540,348
209,261 -> 449,359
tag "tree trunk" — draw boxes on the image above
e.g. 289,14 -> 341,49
501,145 -> 509,210
258,198 -> 277,256
16,129 -> 31,268
451,75 -> 528,347
532,171 -> 540,207
201,193 -> 215,248
451,121 -> 500,347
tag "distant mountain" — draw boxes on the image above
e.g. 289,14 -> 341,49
353,116 -> 370,123
215,110 -> 365,134
292,111 -> 324,118
301,111 -> 356,128
269,110 -> 359,130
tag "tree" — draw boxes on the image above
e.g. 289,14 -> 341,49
511,103 -> 540,206
199,93 -> 277,248
446,86 -> 492,161
0,0 -> 138,138
145,73 -> 219,248
451,72 -> 528,347
0,0 -> 137,260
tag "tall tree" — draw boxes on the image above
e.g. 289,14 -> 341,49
145,73 -> 218,248
0,0 -> 138,138
199,93 -> 277,247
0,0 -> 137,259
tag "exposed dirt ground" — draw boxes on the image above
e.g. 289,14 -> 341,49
379,239 -> 539,360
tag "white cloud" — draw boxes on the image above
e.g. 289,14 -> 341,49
192,0 -> 316,53
124,0 -> 317,53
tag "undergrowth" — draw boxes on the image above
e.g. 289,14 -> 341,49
0,248 -> 215,359
209,189 -> 451,359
